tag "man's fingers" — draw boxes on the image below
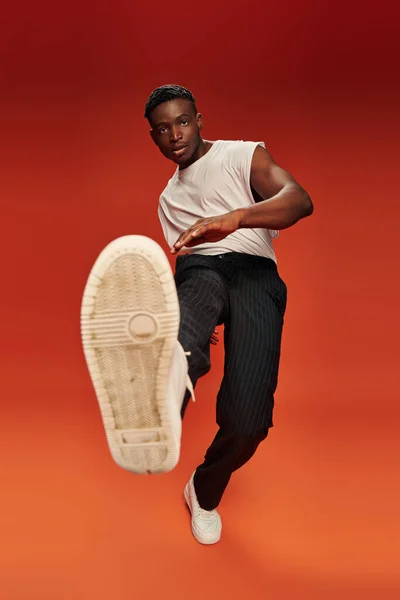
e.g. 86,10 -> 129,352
184,225 -> 207,242
171,220 -> 220,254
172,224 -> 209,249
184,236 -> 207,248
210,329 -> 219,344
171,233 -> 208,254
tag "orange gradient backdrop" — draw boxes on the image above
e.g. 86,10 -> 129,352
1,1 -> 399,599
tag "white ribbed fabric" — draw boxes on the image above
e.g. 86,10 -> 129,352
158,140 -> 278,262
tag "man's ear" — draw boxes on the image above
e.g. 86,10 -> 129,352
196,113 -> 203,131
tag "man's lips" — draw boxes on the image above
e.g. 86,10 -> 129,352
172,146 -> 187,156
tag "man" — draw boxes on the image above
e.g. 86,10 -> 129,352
81,84 -> 313,545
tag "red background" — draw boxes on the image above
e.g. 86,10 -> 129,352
1,1 -> 399,599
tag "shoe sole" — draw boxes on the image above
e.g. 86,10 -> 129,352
184,484 -> 221,545
81,235 -> 181,474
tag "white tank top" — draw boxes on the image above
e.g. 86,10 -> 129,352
158,140 -> 278,262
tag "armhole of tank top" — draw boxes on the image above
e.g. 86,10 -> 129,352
243,142 -> 264,203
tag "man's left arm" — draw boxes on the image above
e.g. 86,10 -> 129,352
240,145 -> 313,230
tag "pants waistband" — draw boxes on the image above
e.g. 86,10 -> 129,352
177,252 -> 277,268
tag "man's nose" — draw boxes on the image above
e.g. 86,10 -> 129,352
170,126 -> 182,141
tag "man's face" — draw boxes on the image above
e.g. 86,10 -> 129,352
149,98 -> 203,168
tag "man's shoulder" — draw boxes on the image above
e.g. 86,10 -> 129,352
212,140 -> 266,170
216,139 -> 266,155
217,139 -> 265,146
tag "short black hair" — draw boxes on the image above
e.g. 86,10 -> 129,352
144,84 -> 197,121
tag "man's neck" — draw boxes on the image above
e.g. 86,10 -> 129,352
179,139 -> 213,170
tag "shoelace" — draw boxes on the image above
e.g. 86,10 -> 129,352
184,351 -> 196,403
195,506 -> 218,520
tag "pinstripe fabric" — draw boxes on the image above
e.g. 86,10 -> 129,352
175,252 -> 287,510
175,255 -> 229,417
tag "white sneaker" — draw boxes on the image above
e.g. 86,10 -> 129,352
80,235 -> 193,474
184,473 -> 222,545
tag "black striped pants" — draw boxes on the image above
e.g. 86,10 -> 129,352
175,252 -> 287,510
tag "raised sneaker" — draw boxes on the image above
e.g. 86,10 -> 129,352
80,235 -> 193,474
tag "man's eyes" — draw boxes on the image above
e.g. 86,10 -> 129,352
158,120 -> 189,134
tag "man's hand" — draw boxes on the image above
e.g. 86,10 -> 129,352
210,329 -> 219,345
171,211 -> 242,254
